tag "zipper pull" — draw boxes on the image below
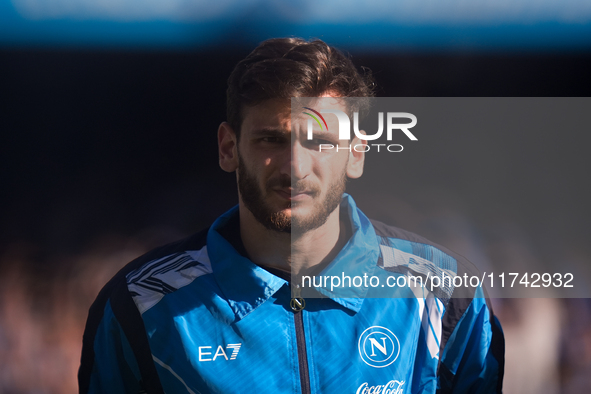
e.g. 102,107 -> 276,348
290,284 -> 306,312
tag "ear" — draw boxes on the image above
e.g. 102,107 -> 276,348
218,122 -> 239,172
346,130 -> 366,179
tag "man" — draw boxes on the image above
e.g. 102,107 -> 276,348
79,38 -> 504,393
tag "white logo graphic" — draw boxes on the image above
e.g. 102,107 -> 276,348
198,343 -> 241,362
356,380 -> 405,394
306,110 -> 417,141
358,326 -> 400,368
303,107 -> 417,153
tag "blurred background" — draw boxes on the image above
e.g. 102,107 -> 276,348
1,0 -> 591,392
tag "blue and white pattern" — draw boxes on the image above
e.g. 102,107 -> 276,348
378,238 -> 457,304
126,247 -> 212,314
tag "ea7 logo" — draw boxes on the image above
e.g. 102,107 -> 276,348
198,343 -> 242,362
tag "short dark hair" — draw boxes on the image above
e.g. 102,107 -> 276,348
226,37 -> 375,136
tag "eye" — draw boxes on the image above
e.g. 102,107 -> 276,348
305,137 -> 337,148
312,138 -> 333,145
260,136 -> 284,143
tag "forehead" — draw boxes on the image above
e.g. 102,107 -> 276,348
240,96 -> 348,134
240,98 -> 291,133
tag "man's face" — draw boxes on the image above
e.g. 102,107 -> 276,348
235,96 -> 358,233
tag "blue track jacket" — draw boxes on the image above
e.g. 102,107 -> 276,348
79,195 -> 504,393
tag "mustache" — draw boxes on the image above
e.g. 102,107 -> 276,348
266,176 -> 321,195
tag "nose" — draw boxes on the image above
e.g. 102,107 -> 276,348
281,139 -> 312,181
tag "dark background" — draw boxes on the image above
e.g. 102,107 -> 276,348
2,49 -> 591,261
1,45 -> 591,393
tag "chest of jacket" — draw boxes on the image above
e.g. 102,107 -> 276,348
142,282 -> 441,394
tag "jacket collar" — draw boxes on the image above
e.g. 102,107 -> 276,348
206,194 -> 379,319
308,195 -> 380,307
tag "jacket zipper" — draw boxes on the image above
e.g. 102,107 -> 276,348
292,285 -> 311,394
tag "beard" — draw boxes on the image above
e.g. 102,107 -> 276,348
237,155 -> 347,234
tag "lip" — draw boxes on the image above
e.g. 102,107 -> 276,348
274,189 -> 312,201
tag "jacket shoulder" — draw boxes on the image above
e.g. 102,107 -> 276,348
79,228 -> 209,394
100,228 -> 209,297
370,219 -> 481,280
370,219 -> 503,391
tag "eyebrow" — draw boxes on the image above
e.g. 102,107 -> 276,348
307,130 -> 339,141
251,127 -> 339,142
251,128 -> 290,138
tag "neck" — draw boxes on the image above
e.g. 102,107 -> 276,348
239,203 -> 350,278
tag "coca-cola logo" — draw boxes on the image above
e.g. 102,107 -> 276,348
356,380 -> 405,394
